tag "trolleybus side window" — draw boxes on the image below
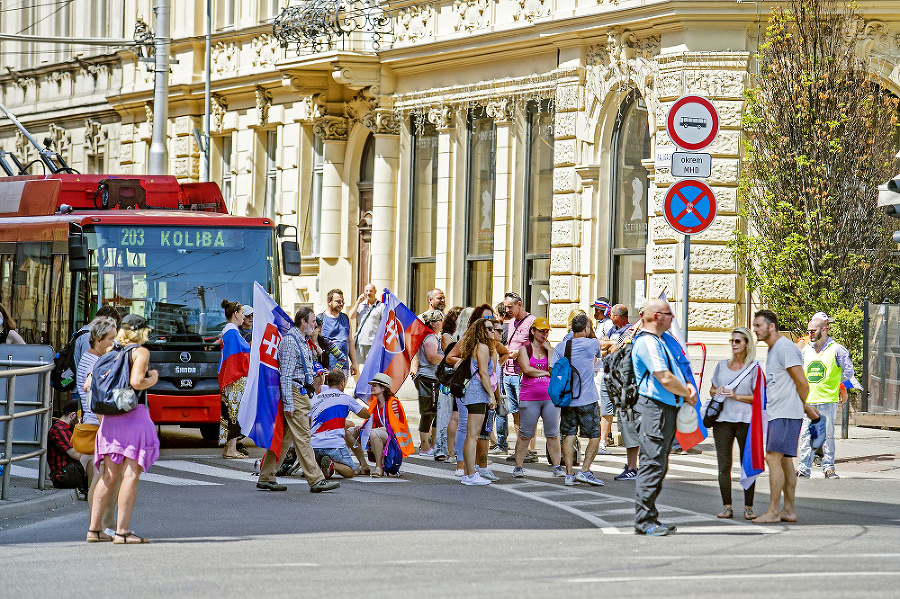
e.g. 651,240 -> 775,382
13,242 -> 52,344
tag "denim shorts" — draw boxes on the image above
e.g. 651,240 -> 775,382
598,380 -> 614,416
560,403 -> 601,438
314,446 -> 355,469
766,417 -> 802,457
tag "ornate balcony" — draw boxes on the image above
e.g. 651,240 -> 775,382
273,0 -> 393,54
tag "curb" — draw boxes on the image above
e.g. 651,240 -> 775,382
0,489 -> 78,519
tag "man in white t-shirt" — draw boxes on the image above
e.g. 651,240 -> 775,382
752,309 -> 818,524
310,369 -> 371,479
349,283 -> 385,364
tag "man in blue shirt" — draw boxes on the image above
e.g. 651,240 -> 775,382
631,298 -> 697,536
319,289 -> 358,377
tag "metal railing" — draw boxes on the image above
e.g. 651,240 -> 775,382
0,362 -> 53,500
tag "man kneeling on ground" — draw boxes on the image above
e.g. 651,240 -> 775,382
310,369 -> 371,478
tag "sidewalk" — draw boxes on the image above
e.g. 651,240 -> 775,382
0,472 -> 78,520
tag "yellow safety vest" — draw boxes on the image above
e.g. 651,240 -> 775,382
802,341 -> 841,404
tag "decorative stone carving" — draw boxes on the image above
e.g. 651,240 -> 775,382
14,131 -> 33,162
83,120 -> 105,156
300,92 -> 328,122
862,20 -> 900,56
454,0 -> 490,33
344,87 -> 379,124
256,86 -> 273,126
144,101 -> 153,128
427,105 -> 454,129
485,98 -> 514,122
396,4 -> 434,44
251,34 -> 278,68
313,115 -> 349,141
211,93 -> 228,132
363,109 -> 400,134
46,124 -> 71,160
514,0 -> 549,24
212,41 -> 237,75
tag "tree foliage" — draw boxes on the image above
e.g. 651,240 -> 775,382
731,0 -> 900,333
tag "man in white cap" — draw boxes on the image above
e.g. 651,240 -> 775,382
239,304 -> 253,342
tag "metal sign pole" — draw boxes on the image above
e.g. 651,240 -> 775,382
682,235 -> 690,342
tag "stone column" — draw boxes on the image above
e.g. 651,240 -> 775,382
652,52 -> 749,335
429,107 -> 455,301
367,109 -> 401,291
487,99 -> 515,304
548,77 -> 582,335
313,115 -> 349,259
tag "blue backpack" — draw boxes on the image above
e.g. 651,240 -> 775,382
548,339 -> 581,407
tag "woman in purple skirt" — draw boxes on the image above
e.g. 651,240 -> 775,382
86,314 -> 160,544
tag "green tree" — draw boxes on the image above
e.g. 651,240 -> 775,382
731,0 -> 900,335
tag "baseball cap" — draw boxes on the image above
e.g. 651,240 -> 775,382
676,402 -> 698,433
243,305 -> 254,316
531,317 -> 551,331
812,311 -> 834,323
314,362 -> 327,377
121,314 -> 152,331
369,372 -> 393,391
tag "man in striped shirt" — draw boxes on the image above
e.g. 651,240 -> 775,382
310,369 -> 370,478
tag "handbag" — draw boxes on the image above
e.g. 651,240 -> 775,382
704,362 -> 758,427
72,423 -> 99,455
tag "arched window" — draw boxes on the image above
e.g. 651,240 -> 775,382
610,90 -> 651,315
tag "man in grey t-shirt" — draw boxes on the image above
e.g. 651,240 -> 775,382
752,309 -> 817,524
349,283 -> 384,365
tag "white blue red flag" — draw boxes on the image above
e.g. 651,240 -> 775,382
741,365 -> 768,489
238,282 -> 294,456
354,289 -> 431,402
660,293 -> 708,450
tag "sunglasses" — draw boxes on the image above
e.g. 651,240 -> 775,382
655,311 -> 673,316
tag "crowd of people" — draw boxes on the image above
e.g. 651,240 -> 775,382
31,281 -> 853,542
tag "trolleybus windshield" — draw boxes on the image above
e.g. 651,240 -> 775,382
90,225 -> 275,342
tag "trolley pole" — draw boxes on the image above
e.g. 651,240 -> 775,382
202,0 -> 211,182
148,0 -> 170,175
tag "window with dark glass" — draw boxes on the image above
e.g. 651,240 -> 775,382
465,107 -> 496,307
523,100 -> 553,318
611,90 -> 651,315
409,117 -> 439,315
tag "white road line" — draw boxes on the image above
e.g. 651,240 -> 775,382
565,571 -> 900,583
156,460 -> 306,484
10,464 -> 221,487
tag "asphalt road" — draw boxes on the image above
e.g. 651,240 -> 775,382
1,426 -> 899,598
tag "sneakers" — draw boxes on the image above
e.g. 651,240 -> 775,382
319,455 -> 334,479
614,466 -> 637,481
475,466 -> 499,481
575,470 -> 605,486
824,469 -> 840,479
419,447 -> 435,457
455,468 -> 465,477
552,465 -> 566,477
564,474 -> 577,486
310,479 -> 340,493
636,524 -> 673,537
596,443 -> 611,456
461,473 -> 491,485
796,470 -> 810,478
524,450 -> 539,464
489,445 -> 507,455
512,466 -> 525,478
256,480 -> 287,491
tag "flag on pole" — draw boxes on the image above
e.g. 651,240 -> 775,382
238,282 -> 294,456
660,292 -> 708,450
741,365 -> 768,489
354,289 -> 431,402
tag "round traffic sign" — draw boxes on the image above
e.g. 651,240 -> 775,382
663,179 -> 717,235
666,95 -> 720,151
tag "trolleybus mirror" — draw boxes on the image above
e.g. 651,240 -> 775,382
276,224 -> 302,276
68,222 -> 89,271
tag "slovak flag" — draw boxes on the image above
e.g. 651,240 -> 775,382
218,324 -> 250,390
741,365 -> 768,490
238,281 -> 294,456
354,289 -> 431,401
660,293 -> 708,450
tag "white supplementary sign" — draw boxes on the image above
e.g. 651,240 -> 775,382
671,152 -> 712,178
666,95 -> 720,151
655,145 -> 676,171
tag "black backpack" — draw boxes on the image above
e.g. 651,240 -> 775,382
50,329 -> 91,392
448,356 -> 473,398
90,343 -> 140,415
603,336 -> 648,421
435,341 -> 457,386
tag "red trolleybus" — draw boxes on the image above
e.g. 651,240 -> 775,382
0,174 -> 301,441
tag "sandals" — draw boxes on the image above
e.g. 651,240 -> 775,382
222,452 -> 245,459
371,467 -> 384,478
86,530 -> 113,543
717,507 -> 734,519
114,532 -> 150,544
744,507 -> 757,521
